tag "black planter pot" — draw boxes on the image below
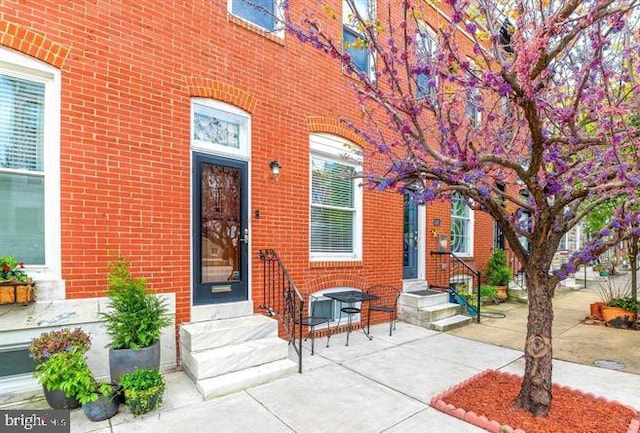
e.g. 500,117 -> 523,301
82,386 -> 120,422
109,341 -> 160,382
43,386 -> 81,410
124,386 -> 164,416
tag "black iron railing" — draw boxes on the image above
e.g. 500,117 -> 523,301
430,251 -> 481,323
507,249 -> 526,290
258,249 -> 304,373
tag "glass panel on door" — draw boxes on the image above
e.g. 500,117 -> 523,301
193,153 -> 248,304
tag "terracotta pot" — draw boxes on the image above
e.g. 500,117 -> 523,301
589,302 -> 606,318
602,306 -> 635,328
495,286 -> 508,301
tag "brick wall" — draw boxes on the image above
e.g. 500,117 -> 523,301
1,0 -> 495,330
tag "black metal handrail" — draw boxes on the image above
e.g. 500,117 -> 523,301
506,249 -> 526,290
258,249 -> 304,373
430,251 -> 481,323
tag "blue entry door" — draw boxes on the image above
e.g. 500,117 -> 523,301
403,194 -> 419,279
193,153 -> 248,305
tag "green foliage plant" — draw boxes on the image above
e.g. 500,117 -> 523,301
480,285 -> 498,298
607,297 -> 639,312
485,250 -> 513,286
100,257 -> 171,350
29,328 -> 91,364
119,368 -> 165,416
33,347 -> 93,399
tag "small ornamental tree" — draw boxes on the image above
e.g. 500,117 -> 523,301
279,0 -> 640,417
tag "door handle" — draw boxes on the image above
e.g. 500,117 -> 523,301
240,228 -> 249,245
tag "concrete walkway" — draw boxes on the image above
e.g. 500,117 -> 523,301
10,308 -> 640,433
450,273 -> 640,374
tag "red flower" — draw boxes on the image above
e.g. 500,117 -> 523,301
19,262 -> 24,268
2,264 -> 10,271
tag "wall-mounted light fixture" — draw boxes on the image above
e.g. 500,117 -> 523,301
269,160 -> 281,179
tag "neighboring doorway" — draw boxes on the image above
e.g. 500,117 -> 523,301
192,153 -> 248,305
403,194 -> 419,279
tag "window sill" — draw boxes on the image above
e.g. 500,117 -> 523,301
310,260 -> 363,269
227,14 -> 285,46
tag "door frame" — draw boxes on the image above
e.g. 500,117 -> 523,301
403,196 -> 426,280
192,153 -> 249,306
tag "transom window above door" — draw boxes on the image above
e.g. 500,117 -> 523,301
191,99 -> 250,159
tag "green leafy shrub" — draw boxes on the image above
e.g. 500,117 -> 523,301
29,328 -> 91,363
485,250 -> 512,286
608,297 -> 639,311
33,347 -> 93,399
119,369 -> 165,416
480,285 -> 498,297
100,257 -> 171,350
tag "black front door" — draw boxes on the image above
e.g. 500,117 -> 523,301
403,194 -> 418,279
193,153 -> 248,305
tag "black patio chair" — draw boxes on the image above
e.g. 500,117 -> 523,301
366,285 -> 401,336
295,295 -> 331,355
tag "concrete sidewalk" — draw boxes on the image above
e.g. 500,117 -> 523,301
10,317 -> 640,433
450,275 -> 640,374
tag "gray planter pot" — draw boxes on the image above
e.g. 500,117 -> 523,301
43,386 -> 81,410
109,341 -> 160,382
82,385 -> 120,422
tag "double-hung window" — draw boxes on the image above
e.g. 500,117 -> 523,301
0,48 -> 60,271
310,134 -> 362,260
450,193 -> 473,256
230,0 -> 282,34
415,24 -> 436,99
343,0 -> 375,78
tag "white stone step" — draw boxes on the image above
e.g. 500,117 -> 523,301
418,302 -> 461,322
398,291 -> 449,309
181,337 -> 289,381
196,359 -> 298,399
402,279 -> 429,293
428,315 -> 473,332
180,314 -> 277,353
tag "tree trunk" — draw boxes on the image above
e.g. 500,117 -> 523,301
514,269 -> 554,417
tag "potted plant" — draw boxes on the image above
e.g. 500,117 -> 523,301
74,353 -> 121,423
602,297 -> 638,328
78,381 -> 121,422
101,256 -> 171,382
480,285 -> 500,305
0,255 -> 34,305
29,328 -> 91,410
591,277 -> 630,319
485,249 -> 512,301
119,368 -> 165,416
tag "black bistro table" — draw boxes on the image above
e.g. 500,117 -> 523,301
323,290 -> 380,346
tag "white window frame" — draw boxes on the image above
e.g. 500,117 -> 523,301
415,23 -> 437,99
342,0 -> 376,80
309,133 -> 363,261
450,193 -> 474,257
191,99 -> 251,161
465,59 -> 482,127
310,287 -> 362,324
559,233 -> 568,251
227,0 -> 284,38
0,47 -> 61,276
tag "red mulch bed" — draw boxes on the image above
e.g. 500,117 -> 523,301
431,370 -> 640,433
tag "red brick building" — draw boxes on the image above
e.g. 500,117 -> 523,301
0,1 -> 496,398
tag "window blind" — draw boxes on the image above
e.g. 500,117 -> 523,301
0,74 -> 44,172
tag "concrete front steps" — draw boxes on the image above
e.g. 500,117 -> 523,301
398,289 -> 472,331
180,314 -> 297,399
